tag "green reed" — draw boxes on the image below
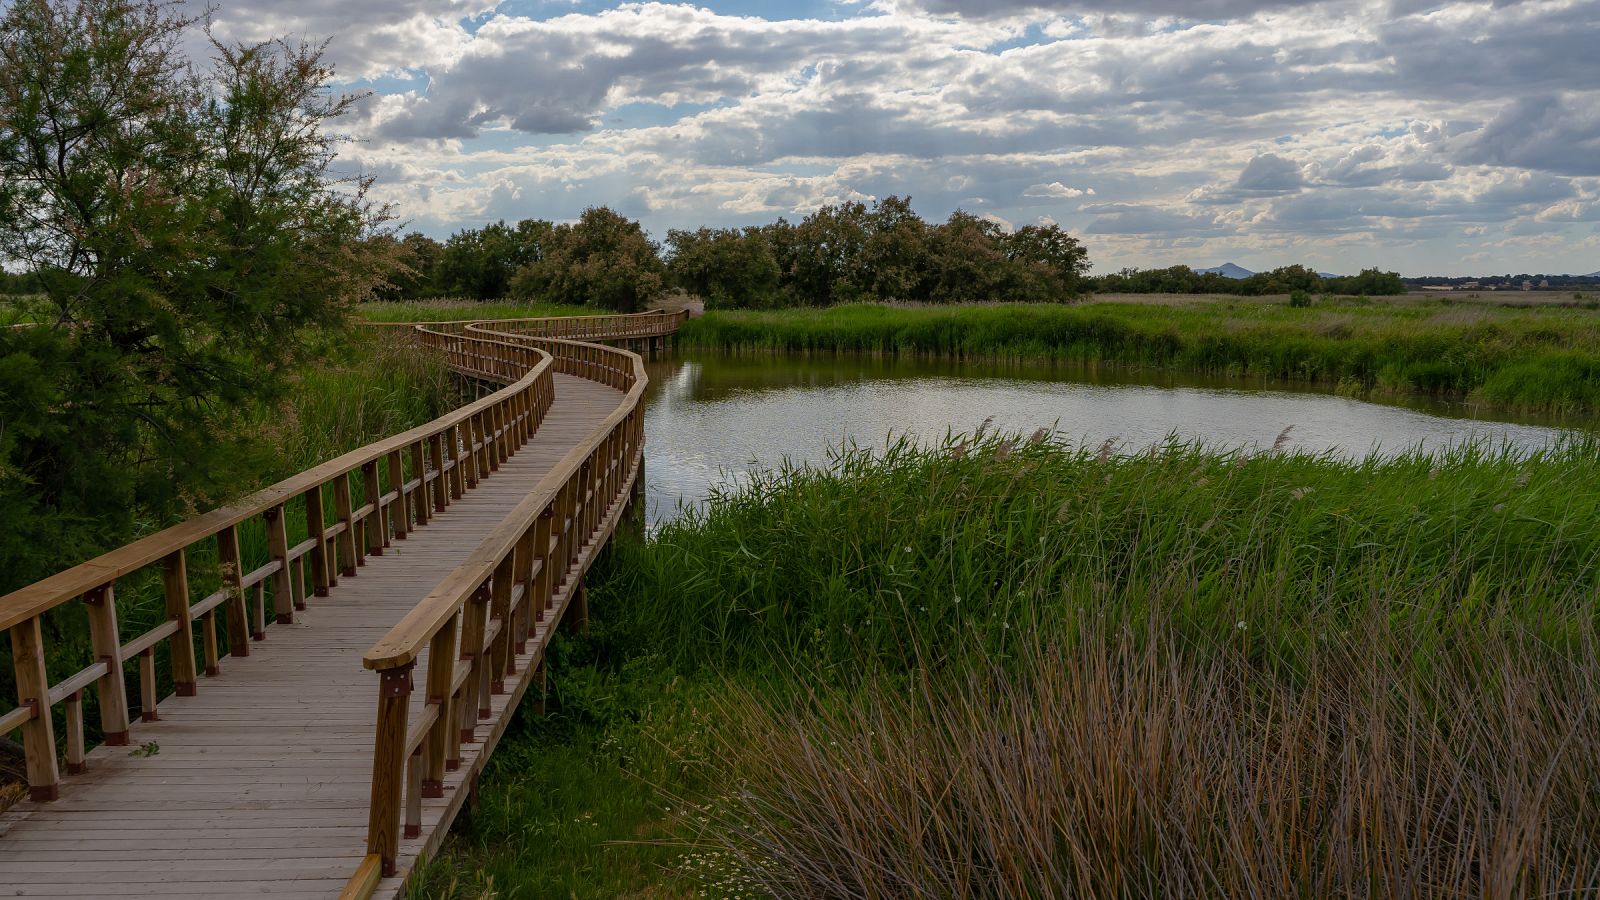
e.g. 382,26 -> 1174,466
678,299 -> 1600,415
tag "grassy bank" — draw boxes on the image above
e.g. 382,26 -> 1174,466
678,298 -> 1600,415
417,433 -> 1600,897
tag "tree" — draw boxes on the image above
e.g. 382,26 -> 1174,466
859,196 -> 930,301
435,220 -> 546,299
0,0 -> 392,589
385,232 -> 445,300
511,207 -> 664,312
1003,222 -> 1089,301
925,211 -> 1010,303
665,227 -> 781,309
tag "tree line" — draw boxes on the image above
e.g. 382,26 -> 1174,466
381,196 -> 1092,310
1088,265 -> 1407,297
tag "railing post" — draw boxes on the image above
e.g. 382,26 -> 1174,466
459,582 -> 489,743
161,549 -> 198,696
366,661 -> 414,878
409,441 -> 430,527
265,505 -> 294,625
429,433 -> 449,511
362,460 -> 385,559
449,425 -> 466,499
64,690 -> 86,775
533,507 -> 554,624
489,555 -> 513,695
388,449 -> 409,541
10,616 -> 60,800
334,472 -> 358,577
216,526 -> 251,657
82,583 -> 132,743
304,484 -> 331,597
423,615 -> 457,798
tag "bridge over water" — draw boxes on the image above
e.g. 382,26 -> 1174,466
0,310 -> 687,898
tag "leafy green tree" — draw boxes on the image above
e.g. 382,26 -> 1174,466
859,196 -> 930,302
925,211 -> 1011,303
435,220 -> 548,299
370,231 -> 445,301
665,227 -> 781,309
511,207 -> 664,312
0,0 -> 392,589
1325,268 -> 1406,296
790,202 -> 870,306
1003,222 -> 1089,301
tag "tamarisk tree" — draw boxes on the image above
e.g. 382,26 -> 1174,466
0,0 -> 392,588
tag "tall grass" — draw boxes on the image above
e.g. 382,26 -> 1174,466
413,431 -> 1600,897
698,620 -> 1600,899
677,300 -> 1600,415
603,433 -> 1600,674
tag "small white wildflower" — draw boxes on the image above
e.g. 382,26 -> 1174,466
1236,620 -> 1247,630
904,546 -> 913,553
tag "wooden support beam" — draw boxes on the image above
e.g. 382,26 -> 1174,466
161,549 -> 198,696
365,662 -> 414,878
265,505 -> 294,625
304,484 -> 330,597
216,526 -> 251,658
362,460 -> 385,559
10,617 -> 60,799
334,472 -> 358,577
82,584 -> 132,745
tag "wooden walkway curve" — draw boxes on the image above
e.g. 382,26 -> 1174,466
0,310 -> 687,898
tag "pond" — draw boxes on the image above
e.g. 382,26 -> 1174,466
639,353 -> 1573,525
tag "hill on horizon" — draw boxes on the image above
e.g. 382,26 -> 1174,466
1193,262 -> 1253,279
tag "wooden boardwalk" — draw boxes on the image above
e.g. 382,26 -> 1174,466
0,311 -> 686,898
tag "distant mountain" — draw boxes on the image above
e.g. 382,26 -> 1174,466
1317,272 -> 1340,279
1589,271 -> 1600,278
1194,262 -> 1254,279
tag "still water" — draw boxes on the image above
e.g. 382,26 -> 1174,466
639,354 -> 1572,525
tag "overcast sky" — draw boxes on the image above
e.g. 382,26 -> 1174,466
207,0 -> 1598,276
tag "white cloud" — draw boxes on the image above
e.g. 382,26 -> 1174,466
243,0 -> 1600,274
1023,182 -> 1094,199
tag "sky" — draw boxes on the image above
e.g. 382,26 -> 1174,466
202,0 -> 1600,276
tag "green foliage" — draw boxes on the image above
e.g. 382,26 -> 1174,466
510,207 -> 665,312
677,299 -> 1600,414
434,220 -> 546,300
441,431 -> 1600,896
1092,264 -> 1407,296
0,0 -> 392,592
663,196 -> 1091,307
1289,288 -> 1312,307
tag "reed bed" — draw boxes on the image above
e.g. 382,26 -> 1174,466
695,620 -> 1600,899
416,430 -> 1600,898
676,300 -> 1600,415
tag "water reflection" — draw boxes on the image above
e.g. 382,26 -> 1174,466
640,354 -> 1571,525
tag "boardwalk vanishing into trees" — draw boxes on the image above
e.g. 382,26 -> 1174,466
0,310 -> 687,899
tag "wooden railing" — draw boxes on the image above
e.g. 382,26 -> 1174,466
0,307 -> 683,897
0,328 -> 554,802
355,325 -> 650,878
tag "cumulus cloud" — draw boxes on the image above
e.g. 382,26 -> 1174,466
292,0 -> 1600,274
1023,182 -> 1094,199
1456,94 -> 1600,177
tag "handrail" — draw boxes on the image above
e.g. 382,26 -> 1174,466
354,325 -> 652,879
0,305 -> 684,896
0,323 -> 595,799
